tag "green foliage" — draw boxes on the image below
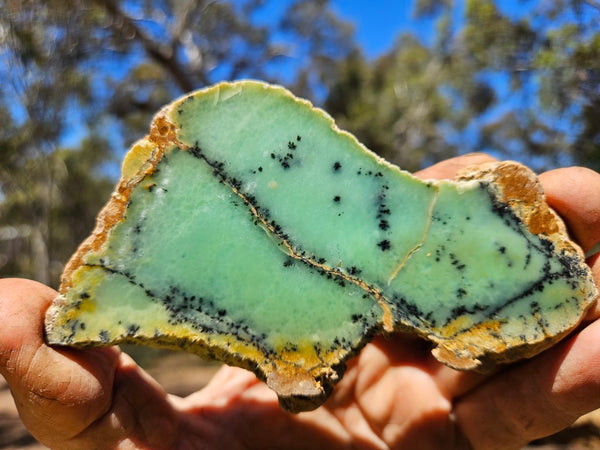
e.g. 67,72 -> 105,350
324,38 -> 463,171
104,0 -> 356,144
0,0 -> 112,285
1,0 -> 600,284
0,0 -> 356,284
324,0 -> 600,172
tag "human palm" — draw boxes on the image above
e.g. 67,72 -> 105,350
2,154 -> 599,449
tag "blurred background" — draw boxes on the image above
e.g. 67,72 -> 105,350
1,0 -> 600,287
1,0 -> 600,447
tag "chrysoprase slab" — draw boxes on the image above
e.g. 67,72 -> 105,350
45,81 -> 597,412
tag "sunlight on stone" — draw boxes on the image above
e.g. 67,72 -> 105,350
45,81 -> 597,412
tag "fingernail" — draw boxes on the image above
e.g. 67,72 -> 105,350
585,242 -> 600,259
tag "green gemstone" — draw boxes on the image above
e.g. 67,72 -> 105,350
45,81 -> 597,412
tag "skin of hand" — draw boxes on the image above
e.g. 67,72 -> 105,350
1,153 -> 599,449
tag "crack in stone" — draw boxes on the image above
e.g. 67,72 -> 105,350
165,128 -> 576,340
46,81 -> 599,413
143,117 -> 590,344
387,188 -> 440,286
172,139 -> 397,332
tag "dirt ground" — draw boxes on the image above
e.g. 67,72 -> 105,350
1,349 -> 599,449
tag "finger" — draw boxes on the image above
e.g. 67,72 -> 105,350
414,153 -> 498,180
69,352 -> 180,449
327,335 -> 476,448
180,364 -> 263,407
540,167 -> 600,319
0,278 -> 120,445
454,319 -> 600,449
0,279 -> 181,449
366,335 -> 488,399
180,366 -> 354,449
539,167 -> 600,255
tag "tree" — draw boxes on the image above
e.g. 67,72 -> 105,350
324,0 -> 600,172
324,35 -> 481,171
463,0 -> 600,170
0,0 -> 112,284
97,0 -> 356,146
3,0 -> 600,285
0,0 -> 356,285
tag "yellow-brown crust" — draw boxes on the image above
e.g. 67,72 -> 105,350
456,161 -> 580,255
430,161 -> 598,371
52,83 -> 597,410
59,112 -> 175,293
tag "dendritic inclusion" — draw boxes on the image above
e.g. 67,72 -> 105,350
45,80 -> 597,412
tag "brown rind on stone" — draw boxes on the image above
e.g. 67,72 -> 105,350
58,111 -> 176,293
455,161 -> 577,254
432,319 -> 581,373
430,161 -> 598,371
266,370 -> 332,413
50,98 -> 350,412
49,83 -> 597,413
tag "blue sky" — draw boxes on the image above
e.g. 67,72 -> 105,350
323,1 -> 582,169
329,0 -> 536,58
330,1 -> 429,58
40,0 -> 589,169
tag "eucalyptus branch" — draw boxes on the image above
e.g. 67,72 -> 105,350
582,0 -> 600,13
96,0 -> 203,92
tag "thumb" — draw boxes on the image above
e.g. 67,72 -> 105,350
0,278 -> 120,445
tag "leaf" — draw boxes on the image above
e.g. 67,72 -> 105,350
45,81 -> 597,412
